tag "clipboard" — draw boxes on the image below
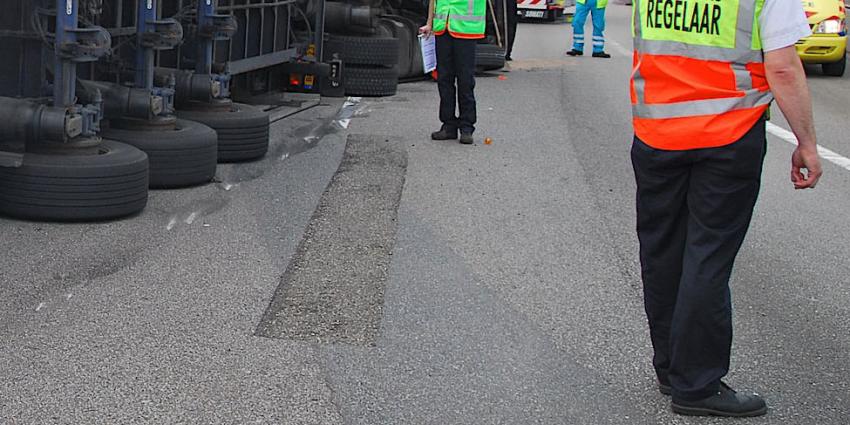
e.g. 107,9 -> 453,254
419,35 -> 437,74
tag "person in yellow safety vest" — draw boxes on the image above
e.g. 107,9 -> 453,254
630,0 -> 823,417
566,0 -> 610,58
419,0 -> 486,145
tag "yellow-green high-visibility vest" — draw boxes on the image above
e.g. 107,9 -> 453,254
577,0 -> 608,8
630,0 -> 771,150
433,0 -> 486,39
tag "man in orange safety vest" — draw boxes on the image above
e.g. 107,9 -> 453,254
630,0 -> 823,417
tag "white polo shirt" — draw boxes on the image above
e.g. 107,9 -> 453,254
759,0 -> 812,52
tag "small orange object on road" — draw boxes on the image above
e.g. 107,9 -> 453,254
484,137 -> 493,145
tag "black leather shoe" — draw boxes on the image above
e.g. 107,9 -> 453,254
566,49 -> 583,56
672,382 -> 767,417
459,133 -> 474,145
592,51 -> 611,58
431,128 -> 458,140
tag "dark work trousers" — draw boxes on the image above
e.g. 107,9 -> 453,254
436,34 -> 477,135
630,120 -> 767,402
506,0 -> 518,58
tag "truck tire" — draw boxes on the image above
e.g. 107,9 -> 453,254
344,65 -> 399,97
379,19 -> 413,77
476,43 -> 506,71
324,34 -> 400,66
822,55 -> 846,77
101,119 -> 218,189
0,141 -> 149,222
177,103 -> 270,163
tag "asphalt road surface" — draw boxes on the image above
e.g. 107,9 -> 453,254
2,6 -> 849,424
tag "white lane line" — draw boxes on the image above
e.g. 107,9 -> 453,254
185,212 -> 199,225
766,122 -> 850,172
608,39 -> 632,57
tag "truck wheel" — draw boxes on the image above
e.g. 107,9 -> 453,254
0,141 -> 149,222
344,65 -> 399,97
101,119 -> 218,189
324,34 -> 400,66
379,19 -> 413,77
177,103 -> 270,163
822,55 -> 846,77
476,43 -> 507,71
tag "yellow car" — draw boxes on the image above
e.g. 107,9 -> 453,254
796,0 -> 847,76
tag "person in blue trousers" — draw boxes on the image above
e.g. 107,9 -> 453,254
566,0 -> 610,58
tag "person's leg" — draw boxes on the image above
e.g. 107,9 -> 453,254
436,34 -> 459,133
669,121 -> 767,402
506,0 -> 518,59
631,135 -> 692,389
590,5 -> 607,54
570,1 -> 590,53
454,37 -> 477,137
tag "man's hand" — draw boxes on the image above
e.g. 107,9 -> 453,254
791,145 -> 822,189
419,24 -> 433,37
764,46 -> 823,190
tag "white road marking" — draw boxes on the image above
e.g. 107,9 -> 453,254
766,122 -> 850,172
166,217 -> 178,230
35,302 -> 45,312
608,39 -> 632,57
185,212 -> 199,225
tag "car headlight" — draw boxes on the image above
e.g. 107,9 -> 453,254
814,18 -> 846,34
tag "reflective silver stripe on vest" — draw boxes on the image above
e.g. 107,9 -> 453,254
449,14 -> 485,21
435,13 -> 448,20
732,63 -> 753,92
633,64 -> 646,105
734,0 -> 757,51
632,90 -> 773,119
632,0 -> 767,120
469,0 -> 475,15
633,39 -> 764,63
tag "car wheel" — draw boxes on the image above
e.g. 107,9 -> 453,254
101,119 -> 218,189
822,54 -> 846,77
0,140 -> 149,221
177,103 -> 270,163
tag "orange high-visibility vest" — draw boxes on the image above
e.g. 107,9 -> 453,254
630,0 -> 773,150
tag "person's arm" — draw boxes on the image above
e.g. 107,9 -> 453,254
419,0 -> 437,36
764,46 -> 823,189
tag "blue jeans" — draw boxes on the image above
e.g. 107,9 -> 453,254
572,0 -> 606,53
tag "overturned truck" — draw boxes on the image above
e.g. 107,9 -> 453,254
0,0 -> 506,222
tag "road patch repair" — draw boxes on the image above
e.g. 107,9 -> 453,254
256,134 -> 408,345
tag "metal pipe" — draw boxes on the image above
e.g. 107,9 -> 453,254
54,0 -> 79,108
136,0 -> 157,90
216,1 -> 295,11
314,0 -> 325,60
196,0 -> 216,75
